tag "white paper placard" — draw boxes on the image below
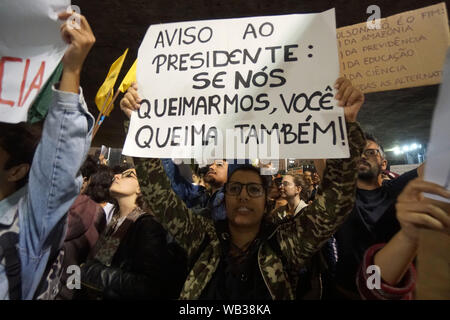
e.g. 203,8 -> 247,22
123,9 -> 348,161
0,0 -> 69,123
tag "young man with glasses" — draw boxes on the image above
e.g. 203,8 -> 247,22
331,133 -> 424,299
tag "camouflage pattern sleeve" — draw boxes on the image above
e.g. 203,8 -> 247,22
277,121 -> 365,269
133,158 -> 212,260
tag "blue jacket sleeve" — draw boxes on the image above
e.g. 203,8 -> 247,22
161,158 -> 207,209
18,85 -> 94,299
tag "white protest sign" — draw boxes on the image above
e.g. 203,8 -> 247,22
424,48 -> 450,203
123,9 -> 348,161
0,0 -> 69,123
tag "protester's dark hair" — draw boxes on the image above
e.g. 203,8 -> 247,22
135,193 -> 149,213
196,164 -> 209,177
80,155 -> 98,179
273,177 -> 283,188
303,167 -> 317,175
84,165 -> 114,203
364,132 -> 385,158
227,164 -> 272,193
0,122 -> 42,189
285,173 -> 310,202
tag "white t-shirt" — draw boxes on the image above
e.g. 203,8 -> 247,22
103,202 -> 115,224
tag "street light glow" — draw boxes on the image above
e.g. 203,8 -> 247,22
389,143 -> 424,156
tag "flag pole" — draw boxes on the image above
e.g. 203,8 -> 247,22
93,88 -> 112,135
103,89 -> 121,118
92,89 -> 121,140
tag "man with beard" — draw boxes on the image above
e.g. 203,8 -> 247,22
161,159 -> 231,220
331,133 -> 424,299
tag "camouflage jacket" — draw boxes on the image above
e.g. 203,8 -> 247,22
134,122 -> 365,300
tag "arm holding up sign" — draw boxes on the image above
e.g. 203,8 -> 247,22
120,82 -> 140,118
275,78 -> 366,270
133,158 -> 214,262
18,12 -> 95,299
309,77 -> 364,178
334,77 -> 364,122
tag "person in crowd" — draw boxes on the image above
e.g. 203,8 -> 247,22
268,173 -> 338,300
331,133 -> 424,299
83,165 -> 115,206
79,165 -> 187,299
192,165 -> 207,188
0,12 -> 95,299
83,164 -> 115,222
357,178 -> 450,299
312,171 -> 321,186
266,176 -> 287,213
128,77 -> 365,299
164,158 -> 230,219
80,155 -> 98,194
57,159 -> 108,300
271,174 -> 309,220
303,169 -> 318,203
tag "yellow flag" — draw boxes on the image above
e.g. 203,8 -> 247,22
119,59 -> 137,93
95,48 -> 128,116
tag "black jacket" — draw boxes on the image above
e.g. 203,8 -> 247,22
80,214 -> 188,299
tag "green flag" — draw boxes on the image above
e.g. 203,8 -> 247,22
27,62 -> 63,123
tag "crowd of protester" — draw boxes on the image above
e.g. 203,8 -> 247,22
1,12 -> 449,301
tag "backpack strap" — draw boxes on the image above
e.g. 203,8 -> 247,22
0,209 -> 21,299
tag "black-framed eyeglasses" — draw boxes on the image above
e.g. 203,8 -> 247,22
363,148 -> 381,158
120,170 -> 137,179
280,181 -> 293,187
225,182 -> 265,198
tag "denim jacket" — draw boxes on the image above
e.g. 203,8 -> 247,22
0,85 -> 93,299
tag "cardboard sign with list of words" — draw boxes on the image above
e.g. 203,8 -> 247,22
337,2 -> 450,93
